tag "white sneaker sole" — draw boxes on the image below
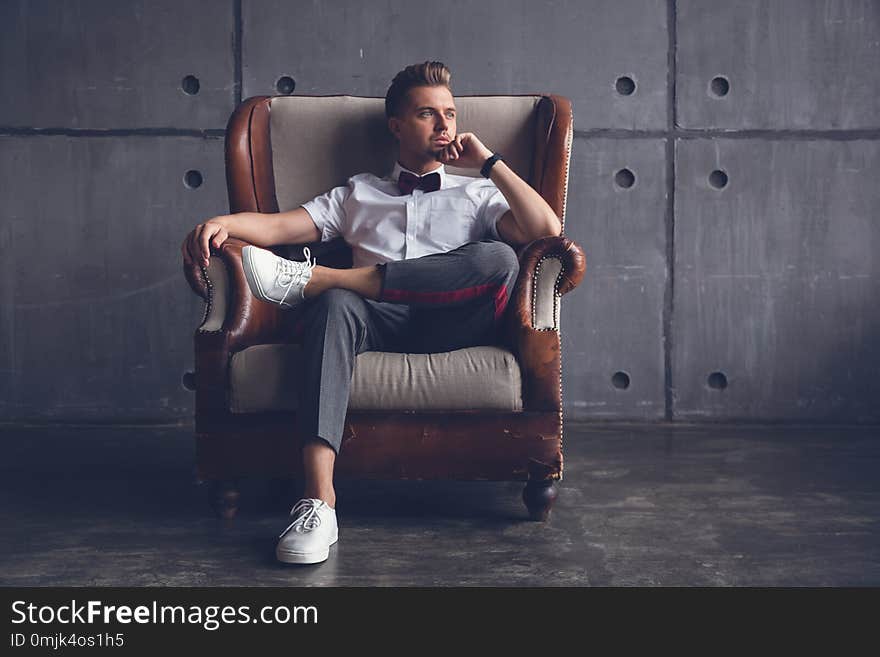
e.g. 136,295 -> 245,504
276,532 -> 339,565
241,246 -> 269,303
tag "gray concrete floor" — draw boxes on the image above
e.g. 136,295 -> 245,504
0,421 -> 878,586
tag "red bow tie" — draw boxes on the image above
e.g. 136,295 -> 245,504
398,170 -> 441,195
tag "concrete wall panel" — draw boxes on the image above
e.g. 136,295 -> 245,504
563,137 -> 668,420
3,2 -> 878,424
677,0 -> 880,129
0,0 -> 235,129
0,136 -> 225,421
674,138 -> 880,421
243,0 -> 669,130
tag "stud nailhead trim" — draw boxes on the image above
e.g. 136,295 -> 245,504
557,110 -> 573,479
197,261 -> 224,335
531,252 -> 565,480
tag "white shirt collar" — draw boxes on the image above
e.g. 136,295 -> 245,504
389,161 -> 448,189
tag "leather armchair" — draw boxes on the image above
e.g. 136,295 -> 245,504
183,93 -> 586,521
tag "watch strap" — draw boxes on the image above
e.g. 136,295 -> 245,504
481,152 -> 504,178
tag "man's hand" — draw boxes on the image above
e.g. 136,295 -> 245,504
436,132 -> 493,170
182,217 -> 229,268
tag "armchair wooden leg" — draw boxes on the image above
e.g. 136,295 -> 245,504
522,479 -> 558,521
210,479 -> 241,520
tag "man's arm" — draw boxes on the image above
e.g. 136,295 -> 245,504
437,132 -> 562,247
488,158 -> 562,247
181,208 -> 320,268
222,207 -> 321,246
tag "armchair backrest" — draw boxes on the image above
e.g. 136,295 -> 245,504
226,94 -> 573,231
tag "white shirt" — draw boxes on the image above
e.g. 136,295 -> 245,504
301,161 -> 511,268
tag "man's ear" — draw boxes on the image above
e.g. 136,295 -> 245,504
388,117 -> 400,139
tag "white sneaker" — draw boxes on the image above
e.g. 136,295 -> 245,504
242,245 -> 317,310
276,498 -> 338,564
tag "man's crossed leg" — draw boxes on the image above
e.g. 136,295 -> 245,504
241,240 -> 520,563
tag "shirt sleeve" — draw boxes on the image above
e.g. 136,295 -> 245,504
300,181 -> 351,242
473,181 -> 511,241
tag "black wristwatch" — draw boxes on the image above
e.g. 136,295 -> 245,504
480,152 -> 504,178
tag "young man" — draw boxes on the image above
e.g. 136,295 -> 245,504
181,61 -> 561,565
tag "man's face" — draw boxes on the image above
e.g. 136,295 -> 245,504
389,85 -> 457,161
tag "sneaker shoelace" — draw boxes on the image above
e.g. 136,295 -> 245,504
275,247 -> 317,305
278,499 -> 323,538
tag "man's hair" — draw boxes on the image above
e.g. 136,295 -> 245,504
385,61 -> 452,119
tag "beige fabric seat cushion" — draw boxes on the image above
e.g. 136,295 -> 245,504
229,345 -> 523,413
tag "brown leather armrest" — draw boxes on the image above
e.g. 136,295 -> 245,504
184,235 -> 353,302
183,259 -> 209,301
191,238 -> 297,423
186,234 -> 346,418
186,234 -> 351,350
513,235 -> 586,299
505,235 -> 586,411
195,237 -> 290,352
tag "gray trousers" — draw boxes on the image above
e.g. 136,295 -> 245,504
294,239 -> 520,455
